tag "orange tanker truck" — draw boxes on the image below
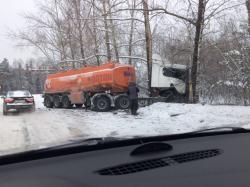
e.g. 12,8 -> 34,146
43,62 -> 136,111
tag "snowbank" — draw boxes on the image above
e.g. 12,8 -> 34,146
82,102 -> 250,138
33,94 -> 44,109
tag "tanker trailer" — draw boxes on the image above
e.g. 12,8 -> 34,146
43,62 -> 136,112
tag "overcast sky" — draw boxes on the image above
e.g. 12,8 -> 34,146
0,0 -> 246,64
0,0 -> 37,63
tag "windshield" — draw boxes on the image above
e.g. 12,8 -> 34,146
0,0 -> 249,156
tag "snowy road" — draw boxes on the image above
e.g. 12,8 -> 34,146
1,95 -> 250,155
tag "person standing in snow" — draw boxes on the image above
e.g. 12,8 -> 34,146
127,82 -> 139,115
84,92 -> 91,111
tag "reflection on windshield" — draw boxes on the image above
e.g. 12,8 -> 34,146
7,91 -> 31,98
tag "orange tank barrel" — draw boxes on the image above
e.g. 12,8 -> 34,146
44,62 -> 136,94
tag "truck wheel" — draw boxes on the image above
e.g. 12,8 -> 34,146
138,99 -> 148,107
115,95 -> 130,110
53,95 -> 62,108
94,96 -> 111,112
62,95 -> 72,109
75,104 -> 83,108
44,96 -> 53,108
162,91 -> 176,102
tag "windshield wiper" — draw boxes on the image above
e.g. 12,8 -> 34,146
69,137 -> 124,145
182,126 -> 249,135
0,137 -> 128,166
43,136 -> 126,150
48,127 -> 248,149
36,127 -> 249,151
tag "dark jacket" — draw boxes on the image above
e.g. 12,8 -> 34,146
127,83 -> 139,100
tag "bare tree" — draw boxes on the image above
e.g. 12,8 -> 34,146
92,0 -> 100,65
142,0 -> 153,95
128,0 -> 136,65
54,0 -> 67,61
107,0 -> 119,62
191,0 -> 206,102
102,0 -> 112,61
246,0 -> 250,33
72,0 -> 86,64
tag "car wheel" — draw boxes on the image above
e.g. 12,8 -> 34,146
93,96 -> 111,112
115,95 -> 130,110
3,110 -> 7,116
3,104 -> 7,116
62,95 -> 72,109
31,105 -> 35,112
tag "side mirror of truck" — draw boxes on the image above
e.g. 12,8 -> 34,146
0,95 -> 6,99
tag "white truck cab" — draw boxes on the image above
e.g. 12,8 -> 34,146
151,55 -> 189,101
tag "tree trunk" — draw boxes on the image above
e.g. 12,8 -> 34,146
92,0 -> 100,66
74,0 -> 86,65
66,16 -> 76,69
142,0 -> 153,96
107,0 -> 119,62
128,0 -> 136,65
55,0 -> 66,61
18,63 -> 23,89
191,0 -> 205,103
246,0 -> 250,33
102,0 -> 112,61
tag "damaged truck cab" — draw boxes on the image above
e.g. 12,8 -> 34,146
151,58 -> 189,102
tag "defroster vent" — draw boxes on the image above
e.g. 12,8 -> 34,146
97,149 -> 221,175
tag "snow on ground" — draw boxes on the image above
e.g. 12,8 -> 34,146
0,94 -> 250,155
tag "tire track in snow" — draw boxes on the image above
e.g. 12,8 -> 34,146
21,125 -> 31,150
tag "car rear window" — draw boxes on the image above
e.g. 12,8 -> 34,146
7,91 -> 31,98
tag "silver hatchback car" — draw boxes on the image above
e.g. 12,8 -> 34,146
2,90 -> 35,115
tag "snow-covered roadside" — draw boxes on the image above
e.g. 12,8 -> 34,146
32,94 -> 250,139
81,102 -> 250,138
0,94 -> 250,155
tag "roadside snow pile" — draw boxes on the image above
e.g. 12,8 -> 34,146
140,102 -> 250,130
33,94 -> 44,109
81,102 -> 250,138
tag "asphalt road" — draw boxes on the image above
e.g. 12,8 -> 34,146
0,97 -> 88,156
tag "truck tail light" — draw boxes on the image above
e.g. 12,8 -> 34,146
4,98 -> 15,103
25,98 -> 34,103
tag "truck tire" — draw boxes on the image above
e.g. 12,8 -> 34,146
53,95 -> 62,108
115,95 -> 130,110
93,95 -> 111,112
75,104 -> 83,108
138,99 -> 148,107
62,95 -> 72,109
44,96 -> 53,108
162,91 -> 176,102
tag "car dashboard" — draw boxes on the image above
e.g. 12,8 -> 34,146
0,132 -> 249,187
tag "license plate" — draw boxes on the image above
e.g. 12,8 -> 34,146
15,100 -> 25,103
